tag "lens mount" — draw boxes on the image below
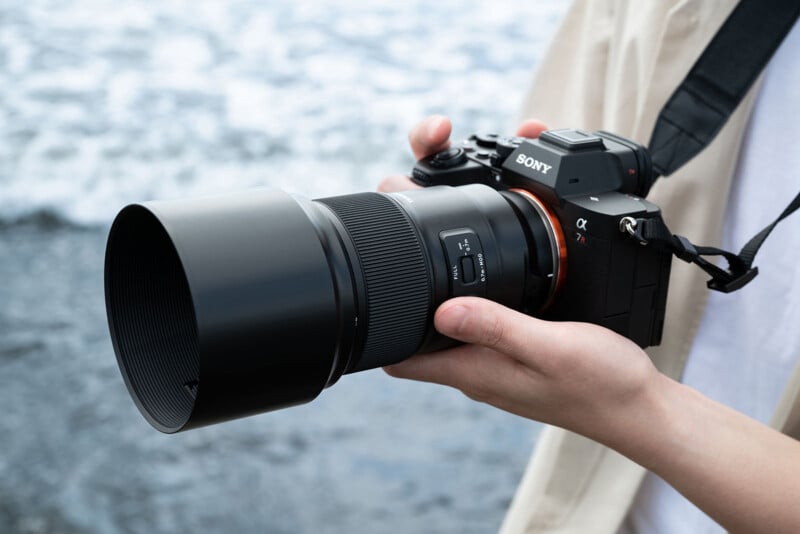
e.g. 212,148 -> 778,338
507,188 -> 567,309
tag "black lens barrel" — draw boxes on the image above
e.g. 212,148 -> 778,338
105,185 -> 557,432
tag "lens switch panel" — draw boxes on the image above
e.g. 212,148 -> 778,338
439,229 -> 487,297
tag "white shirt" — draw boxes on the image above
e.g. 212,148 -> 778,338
624,20 -> 800,534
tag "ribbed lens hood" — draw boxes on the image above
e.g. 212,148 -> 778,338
105,189 -> 341,432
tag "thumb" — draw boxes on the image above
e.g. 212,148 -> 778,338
516,118 -> 548,139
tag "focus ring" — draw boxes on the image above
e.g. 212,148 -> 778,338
319,193 -> 431,370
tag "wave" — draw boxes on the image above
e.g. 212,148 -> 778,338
0,0 -> 567,226
0,208 -> 93,231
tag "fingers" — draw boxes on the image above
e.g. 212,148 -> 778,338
383,299 -> 547,398
380,116 -> 548,194
405,115 -> 544,163
377,115 -> 451,193
383,344 -> 525,403
409,115 -> 452,160
384,295 -> 653,426
376,174 -> 421,193
406,115 -> 544,162
516,118 -> 549,139
384,345 -> 492,384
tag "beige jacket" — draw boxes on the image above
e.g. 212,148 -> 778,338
500,1 -> 800,532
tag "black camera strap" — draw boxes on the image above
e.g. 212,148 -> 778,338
636,0 -> 800,293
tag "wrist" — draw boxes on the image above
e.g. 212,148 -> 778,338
589,369 -> 688,470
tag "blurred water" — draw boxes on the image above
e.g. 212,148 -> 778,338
0,1 -> 566,532
1,0 -> 566,225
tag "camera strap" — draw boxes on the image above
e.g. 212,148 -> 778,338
636,0 -> 800,293
626,195 -> 800,292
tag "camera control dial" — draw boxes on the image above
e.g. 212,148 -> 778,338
429,147 -> 467,169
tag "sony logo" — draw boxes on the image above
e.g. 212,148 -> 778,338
515,153 -> 552,175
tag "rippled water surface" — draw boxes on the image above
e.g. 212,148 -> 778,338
0,1 -> 566,532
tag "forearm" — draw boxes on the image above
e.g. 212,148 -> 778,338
600,373 -> 800,533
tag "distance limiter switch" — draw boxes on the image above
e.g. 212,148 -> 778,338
439,229 -> 487,297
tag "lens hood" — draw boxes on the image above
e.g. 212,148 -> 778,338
105,189 -> 341,432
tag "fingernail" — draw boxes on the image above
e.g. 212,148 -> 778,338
436,303 -> 469,336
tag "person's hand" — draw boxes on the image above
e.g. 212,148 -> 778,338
378,115 -> 660,442
377,115 -> 549,193
388,296 -> 800,534
384,297 -> 659,444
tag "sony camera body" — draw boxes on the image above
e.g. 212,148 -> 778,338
412,129 -> 672,347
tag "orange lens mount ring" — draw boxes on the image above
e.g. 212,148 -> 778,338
509,188 -> 568,308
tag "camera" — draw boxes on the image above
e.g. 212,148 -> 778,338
105,128 -> 671,432
411,129 -> 671,347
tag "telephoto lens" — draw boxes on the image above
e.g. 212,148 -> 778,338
105,184 -> 563,432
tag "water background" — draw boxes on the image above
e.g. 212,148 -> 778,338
0,1 -> 567,532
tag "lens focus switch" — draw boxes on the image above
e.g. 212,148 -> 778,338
439,229 -> 487,297
460,256 -> 476,284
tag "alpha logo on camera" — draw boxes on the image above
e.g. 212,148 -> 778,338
515,153 -> 553,175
